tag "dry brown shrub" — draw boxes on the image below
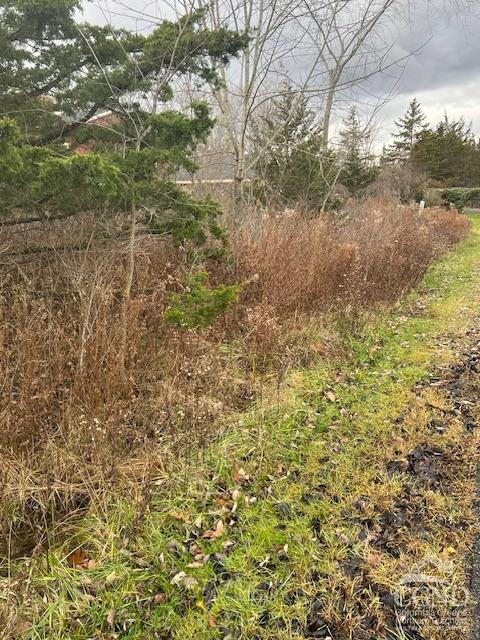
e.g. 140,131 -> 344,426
229,200 -> 470,314
0,200 -> 470,552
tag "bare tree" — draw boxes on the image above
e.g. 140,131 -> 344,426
300,0 -> 398,147
199,0 -> 309,211
198,0 -> 411,212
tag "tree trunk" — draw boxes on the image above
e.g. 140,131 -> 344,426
233,148 -> 246,215
118,205 -> 136,384
322,84 -> 335,148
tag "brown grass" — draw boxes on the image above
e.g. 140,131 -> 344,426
0,199 -> 470,556
229,200 -> 470,313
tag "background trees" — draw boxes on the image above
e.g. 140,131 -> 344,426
412,116 -> 480,186
386,98 -> 427,163
338,107 -> 378,196
200,0 -> 304,211
251,84 -> 328,207
197,0 -> 412,212
251,95 -> 378,207
2,0 -> 480,229
383,99 -> 480,190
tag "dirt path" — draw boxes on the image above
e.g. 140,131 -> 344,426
468,328 -> 480,640
392,321 -> 480,639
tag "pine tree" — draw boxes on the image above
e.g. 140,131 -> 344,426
388,98 -> 427,163
338,107 -> 377,195
253,83 -> 315,193
0,2 -> 246,146
412,115 -> 480,186
0,4 -> 246,244
252,83 -> 334,206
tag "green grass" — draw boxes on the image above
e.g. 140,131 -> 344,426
8,217 -> 480,639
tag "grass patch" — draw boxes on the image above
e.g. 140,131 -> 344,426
3,217 -> 480,639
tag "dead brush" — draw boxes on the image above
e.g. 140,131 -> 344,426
0,200 -> 470,554
228,200 -> 470,315
0,437 -> 169,565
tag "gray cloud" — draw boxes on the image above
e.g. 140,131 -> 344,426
393,9 -> 480,93
369,4 -> 480,144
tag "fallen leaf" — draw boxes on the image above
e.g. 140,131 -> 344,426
276,544 -> 289,560
222,540 -> 235,549
442,546 -> 456,556
208,615 -> 217,628
106,608 -> 116,630
325,390 -> 336,402
366,551 -> 381,568
170,571 -> 198,589
232,465 -> 249,483
168,511 -> 192,524
202,519 -> 225,539
183,576 -> 198,589
152,592 -> 167,606
170,571 -> 187,586
352,497 -> 368,512
166,539 -> 186,554
68,548 -> 89,570
105,571 -> 121,586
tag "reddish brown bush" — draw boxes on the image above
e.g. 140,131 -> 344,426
229,201 -> 470,314
0,200 -> 470,547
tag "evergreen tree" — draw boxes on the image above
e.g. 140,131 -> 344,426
387,98 -> 427,163
338,107 -> 377,195
252,84 -> 335,206
0,3 -> 247,246
412,115 -> 480,186
0,2 -> 246,146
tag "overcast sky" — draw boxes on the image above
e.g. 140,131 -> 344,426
81,1 -> 480,148
375,3 -> 480,145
